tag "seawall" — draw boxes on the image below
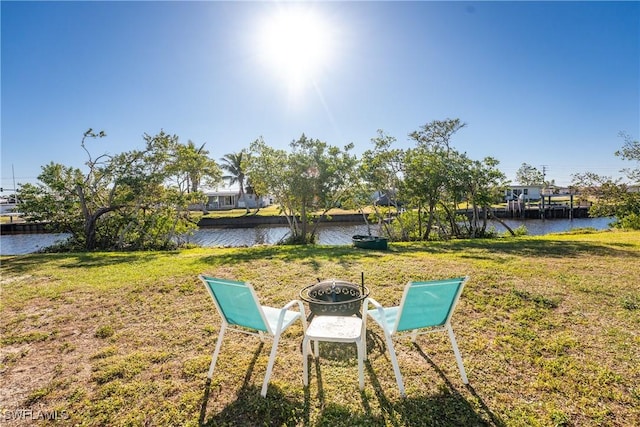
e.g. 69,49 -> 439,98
197,213 -> 366,228
1,222 -> 49,234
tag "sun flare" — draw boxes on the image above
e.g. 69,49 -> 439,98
257,7 -> 335,91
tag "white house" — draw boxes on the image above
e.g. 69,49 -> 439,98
0,201 -> 17,214
202,184 -> 271,211
504,185 -> 542,202
205,189 -> 239,210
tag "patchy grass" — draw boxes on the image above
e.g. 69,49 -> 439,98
1,230 -> 639,426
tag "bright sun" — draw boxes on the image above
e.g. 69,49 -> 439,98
257,7 -> 335,92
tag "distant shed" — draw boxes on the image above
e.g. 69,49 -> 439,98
504,185 -> 542,202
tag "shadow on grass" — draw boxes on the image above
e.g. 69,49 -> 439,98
347,357 -> 498,427
199,244 -> 386,270
199,341 -> 307,426
200,382 -> 304,427
200,343 -> 305,427
4,234 -> 636,277
353,331 -> 505,427
201,329 -> 502,426
410,343 -> 506,427
393,237 -> 638,259
0,251 -> 169,276
197,236 -> 638,274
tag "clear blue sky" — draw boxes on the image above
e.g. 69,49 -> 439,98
2,1 -> 638,192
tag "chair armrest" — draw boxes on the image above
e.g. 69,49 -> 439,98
365,297 -> 383,310
364,297 -> 392,333
275,299 -> 307,331
282,299 -> 303,311
366,297 -> 386,319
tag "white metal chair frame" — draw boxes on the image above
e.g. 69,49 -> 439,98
364,277 -> 469,397
199,275 -> 307,397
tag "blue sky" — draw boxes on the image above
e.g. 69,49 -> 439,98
2,1 -> 638,192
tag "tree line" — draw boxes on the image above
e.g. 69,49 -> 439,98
15,120 -> 640,251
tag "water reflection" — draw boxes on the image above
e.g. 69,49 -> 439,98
493,217 -> 614,235
1,233 -> 69,256
0,217 -> 614,255
186,223 -> 374,247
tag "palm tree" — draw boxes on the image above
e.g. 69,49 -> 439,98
185,140 -> 208,194
171,140 -> 221,213
219,150 -> 250,214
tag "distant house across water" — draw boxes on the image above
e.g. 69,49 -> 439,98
201,184 -> 271,211
504,185 -> 542,202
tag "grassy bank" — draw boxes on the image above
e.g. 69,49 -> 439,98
1,230 -> 639,426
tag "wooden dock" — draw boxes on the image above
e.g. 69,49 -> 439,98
488,205 -> 591,219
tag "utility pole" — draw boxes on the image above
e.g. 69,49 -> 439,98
541,165 -> 548,219
1,165 -> 19,202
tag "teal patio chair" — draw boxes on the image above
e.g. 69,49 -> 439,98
365,277 -> 469,397
199,275 -> 307,397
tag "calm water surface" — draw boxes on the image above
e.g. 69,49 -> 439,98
0,217 -> 615,256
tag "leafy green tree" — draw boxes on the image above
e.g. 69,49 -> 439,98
616,131 -> 640,183
219,150 -> 251,214
392,119 -> 508,240
408,118 -> 466,152
166,140 -> 221,214
168,140 -> 221,194
17,163 -> 86,240
402,145 -> 449,240
572,176 -> 640,230
572,132 -> 640,230
17,129 -> 219,251
404,119 -> 467,240
515,163 -> 544,186
359,130 -> 405,237
247,137 -> 288,213
249,135 -> 356,244
460,156 -> 508,237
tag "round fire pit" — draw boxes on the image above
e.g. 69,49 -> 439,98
300,279 -> 370,318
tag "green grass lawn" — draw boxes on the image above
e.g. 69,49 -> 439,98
1,230 -> 639,426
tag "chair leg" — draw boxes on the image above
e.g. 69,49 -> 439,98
261,330 -> 283,397
306,337 -> 314,356
447,324 -> 468,384
359,318 -> 366,389
362,311 -> 368,361
302,335 -> 310,386
383,332 -> 406,397
357,338 -> 364,390
207,323 -> 227,379
362,323 -> 367,362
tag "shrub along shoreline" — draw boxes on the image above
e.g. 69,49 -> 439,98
1,230 -> 639,426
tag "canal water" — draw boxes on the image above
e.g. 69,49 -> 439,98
0,217 -> 615,256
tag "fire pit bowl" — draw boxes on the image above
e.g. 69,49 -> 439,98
299,279 -> 370,317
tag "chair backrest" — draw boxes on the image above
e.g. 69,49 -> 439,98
395,277 -> 468,333
200,276 -> 269,333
